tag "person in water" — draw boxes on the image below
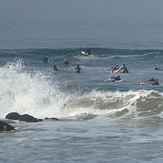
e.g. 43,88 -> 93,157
71,64 -> 81,73
85,47 -> 91,55
64,58 -> 69,65
52,65 -> 58,71
121,64 -> 129,73
109,65 -> 119,74
43,55 -> 50,62
150,79 -> 159,85
104,75 -> 121,82
154,65 -> 159,70
148,78 -> 156,82
140,80 -> 145,85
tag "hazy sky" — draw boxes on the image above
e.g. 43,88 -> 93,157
0,0 -> 163,19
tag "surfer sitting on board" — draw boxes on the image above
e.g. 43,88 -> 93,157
104,75 -> 121,82
43,55 -> 50,62
71,64 -> 82,73
85,47 -> 91,55
148,78 -> 156,82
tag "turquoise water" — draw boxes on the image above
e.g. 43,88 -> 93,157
1,17 -> 163,163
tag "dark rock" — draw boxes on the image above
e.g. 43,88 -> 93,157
5,112 -> 21,120
0,121 -> 15,131
6,112 -> 43,122
44,117 -> 60,121
19,114 -> 39,122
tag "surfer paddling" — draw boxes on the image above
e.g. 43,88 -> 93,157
104,75 -> 121,82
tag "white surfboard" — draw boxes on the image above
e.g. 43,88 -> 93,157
81,51 -> 90,56
115,65 -> 124,74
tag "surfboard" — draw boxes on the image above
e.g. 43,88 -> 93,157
115,65 -> 124,74
81,51 -> 90,56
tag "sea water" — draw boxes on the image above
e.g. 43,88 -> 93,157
1,17 -> 163,163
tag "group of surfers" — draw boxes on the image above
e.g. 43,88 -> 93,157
139,65 -> 160,85
43,48 -> 91,73
43,51 -> 160,86
106,65 -> 160,85
43,55 -> 82,73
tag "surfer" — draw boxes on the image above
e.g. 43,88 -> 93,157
150,79 -> 159,85
71,64 -> 81,73
140,80 -> 145,85
52,65 -> 58,71
43,55 -> 50,62
64,58 -> 69,65
104,75 -> 121,82
148,78 -> 156,82
121,64 -> 129,73
85,47 -> 91,55
110,65 -> 119,74
154,65 -> 159,70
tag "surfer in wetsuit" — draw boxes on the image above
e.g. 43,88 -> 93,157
121,64 -> 129,73
154,65 -> 159,70
64,58 -> 69,65
104,75 -> 121,82
148,78 -> 156,82
52,65 -> 58,71
43,55 -> 50,62
85,47 -> 91,55
71,64 -> 81,73
150,79 -> 159,85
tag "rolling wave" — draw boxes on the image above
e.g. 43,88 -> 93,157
0,60 -> 163,121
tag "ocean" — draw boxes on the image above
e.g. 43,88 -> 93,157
1,17 -> 163,163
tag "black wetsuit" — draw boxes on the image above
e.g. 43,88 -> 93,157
121,66 -> 129,73
75,66 -> 81,73
148,78 -> 156,82
43,57 -> 49,62
64,61 -> 69,64
53,66 -> 58,71
151,81 -> 159,85
85,48 -> 91,55
111,76 -> 121,81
